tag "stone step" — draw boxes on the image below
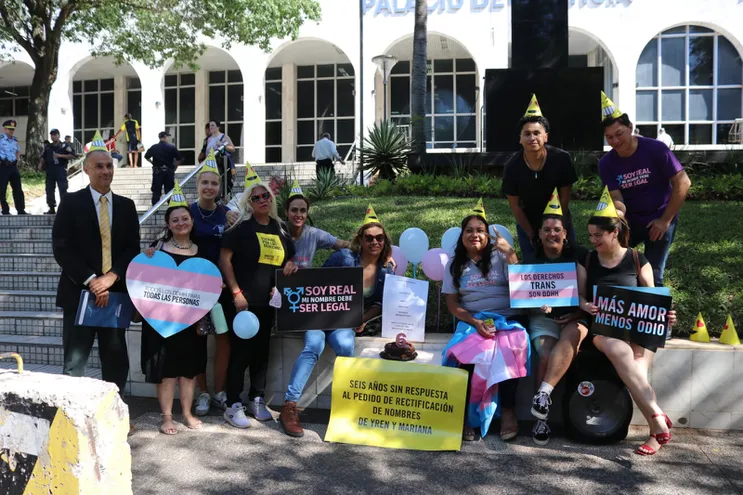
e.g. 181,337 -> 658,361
0,240 -> 153,254
0,254 -> 60,273
0,227 -> 52,240
0,214 -> 56,228
0,311 -> 142,338
0,361 -> 102,379
0,272 -> 60,291
0,334 -> 100,368
0,290 -> 58,311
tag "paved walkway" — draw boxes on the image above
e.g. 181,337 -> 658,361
128,402 -> 743,495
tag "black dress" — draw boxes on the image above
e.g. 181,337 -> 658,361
140,249 -> 208,383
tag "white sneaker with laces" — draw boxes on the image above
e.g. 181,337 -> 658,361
195,392 -> 211,416
212,391 -> 228,410
224,402 -> 252,428
247,397 -> 273,421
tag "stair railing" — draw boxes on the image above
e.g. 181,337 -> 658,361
138,160 -> 207,225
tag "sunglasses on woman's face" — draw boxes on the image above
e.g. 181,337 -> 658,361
250,192 -> 271,203
364,234 -> 385,244
289,207 -> 308,214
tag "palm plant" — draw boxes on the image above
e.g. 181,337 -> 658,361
360,121 -> 411,182
307,167 -> 348,201
410,0 -> 428,155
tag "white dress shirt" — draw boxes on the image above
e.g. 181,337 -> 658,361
311,137 -> 341,161
84,186 -> 114,285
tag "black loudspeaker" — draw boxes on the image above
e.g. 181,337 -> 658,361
484,68 -> 604,152
511,0 -> 568,69
562,345 -> 632,444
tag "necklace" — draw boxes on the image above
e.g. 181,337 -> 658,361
523,151 -> 547,179
197,203 -> 217,220
170,238 -> 193,250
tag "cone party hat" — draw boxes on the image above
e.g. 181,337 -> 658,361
470,198 -> 487,221
244,162 -> 262,190
690,312 -> 711,343
524,94 -> 543,118
601,91 -> 623,121
88,130 -> 108,153
200,149 -> 220,176
363,205 -> 381,226
719,315 -> 741,346
543,188 -> 563,216
288,179 -> 304,198
594,186 -> 619,218
168,182 -> 188,208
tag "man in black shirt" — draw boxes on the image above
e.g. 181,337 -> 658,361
501,95 -> 578,258
38,129 -> 75,214
144,131 -> 182,205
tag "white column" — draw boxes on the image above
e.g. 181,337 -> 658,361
281,63 -> 296,163
614,54 -> 636,122
113,75 -> 127,152
241,62 -> 265,164
194,69 -> 208,144
48,71 -> 73,139
136,64 -> 165,163
374,70 -> 383,125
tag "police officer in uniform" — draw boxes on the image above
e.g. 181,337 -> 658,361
144,131 -> 182,205
0,119 -> 26,215
39,128 -> 75,214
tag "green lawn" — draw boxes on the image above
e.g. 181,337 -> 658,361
308,196 -> 743,337
4,170 -> 46,207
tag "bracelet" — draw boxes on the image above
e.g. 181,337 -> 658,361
232,289 -> 243,297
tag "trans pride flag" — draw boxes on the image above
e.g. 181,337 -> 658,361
442,312 -> 531,436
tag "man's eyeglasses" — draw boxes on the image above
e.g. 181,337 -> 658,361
541,227 -> 564,234
364,234 -> 385,244
250,192 -> 271,203
289,207 -> 308,214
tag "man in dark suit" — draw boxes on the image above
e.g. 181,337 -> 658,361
52,130 -> 140,398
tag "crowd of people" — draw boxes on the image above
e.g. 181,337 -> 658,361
48,90 -> 688,457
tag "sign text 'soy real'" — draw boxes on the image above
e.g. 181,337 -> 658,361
126,251 -> 222,338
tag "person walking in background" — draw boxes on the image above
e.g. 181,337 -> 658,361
38,128 -> 74,214
656,128 -> 674,149
52,131 -> 140,410
106,131 -> 124,162
203,120 -> 236,198
114,113 -> 142,168
502,95 -> 578,258
145,131 -> 182,205
311,133 -> 344,177
0,119 -> 25,215
599,92 -> 691,287
197,123 -> 211,163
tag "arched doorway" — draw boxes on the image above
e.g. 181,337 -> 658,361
568,29 -> 617,99
383,33 -> 479,150
266,39 -> 356,163
0,60 -> 35,153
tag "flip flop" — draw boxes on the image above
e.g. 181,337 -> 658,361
183,418 -> 203,430
500,426 -> 519,442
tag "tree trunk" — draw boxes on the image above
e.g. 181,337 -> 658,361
410,0 -> 427,155
25,45 -> 60,170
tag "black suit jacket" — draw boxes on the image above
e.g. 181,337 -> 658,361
52,186 -> 141,310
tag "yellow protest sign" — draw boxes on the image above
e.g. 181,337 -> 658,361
324,357 -> 467,451
255,232 -> 284,266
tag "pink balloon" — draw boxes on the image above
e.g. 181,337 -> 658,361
391,245 -> 408,276
421,248 -> 449,282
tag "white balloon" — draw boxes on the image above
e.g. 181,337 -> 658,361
441,227 -> 461,256
399,227 -> 430,264
489,224 -> 515,248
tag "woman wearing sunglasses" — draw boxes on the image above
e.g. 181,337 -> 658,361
279,205 -> 393,438
219,166 -> 295,429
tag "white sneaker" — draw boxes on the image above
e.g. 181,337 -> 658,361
195,392 -> 211,416
212,391 -> 228,410
247,397 -> 273,421
224,402 -> 251,428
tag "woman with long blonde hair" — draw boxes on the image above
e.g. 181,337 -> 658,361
219,167 -> 295,428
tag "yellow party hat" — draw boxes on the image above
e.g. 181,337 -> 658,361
200,149 -> 220,176
601,91 -> 623,121
594,186 -> 619,218
524,94 -> 543,118
363,204 -> 381,226
168,182 -> 188,208
543,188 -> 563,216
244,162 -> 262,190
288,179 -> 304,198
470,198 -> 486,221
87,130 -> 108,153
719,315 -> 741,346
690,312 -> 710,343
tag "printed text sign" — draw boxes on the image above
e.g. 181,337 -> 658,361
508,263 -> 579,309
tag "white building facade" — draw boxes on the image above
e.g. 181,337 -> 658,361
1,0 -> 742,162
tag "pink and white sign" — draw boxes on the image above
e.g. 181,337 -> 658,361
126,251 -> 223,338
508,263 -> 579,309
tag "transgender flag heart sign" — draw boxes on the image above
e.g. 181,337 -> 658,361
126,251 -> 223,338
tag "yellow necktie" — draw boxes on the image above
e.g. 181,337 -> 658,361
99,196 -> 112,273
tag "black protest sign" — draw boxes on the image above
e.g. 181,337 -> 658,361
276,267 -> 364,332
593,286 -> 672,350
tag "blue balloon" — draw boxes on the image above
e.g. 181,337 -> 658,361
399,227 -> 430,264
233,311 -> 260,339
441,227 -> 461,256
489,224 -> 515,248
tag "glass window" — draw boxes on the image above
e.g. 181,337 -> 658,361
265,67 -> 282,81
165,89 -> 178,124
180,73 -> 195,86
126,77 -> 141,90
100,79 -> 114,91
718,37 -> 742,86
297,81 -> 314,119
390,77 -> 410,116
209,71 -> 226,84
636,125 -> 658,138
317,64 -> 334,78
297,65 -> 314,79
179,125 -> 195,149
637,40 -> 658,87
337,118 -> 355,144
718,88 -> 742,121
84,94 -> 98,127
297,120 -> 315,145
433,59 -> 453,73
73,95 -> 82,128
316,80 -> 335,117
717,123 -> 733,143
636,91 -> 658,121
227,123 -> 242,149
266,121 -> 282,146
337,64 -> 355,77
661,90 -> 685,121
179,87 -> 195,123
73,81 -> 82,93
165,75 -> 178,87
317,119 -> 333,138
689,26 -> 714,34
689,124 -> 712,144
296,146 -> 313,162
661,38 -> 685,86
227,84 -> 243,122
266,147 -> 282,163
664,124 -> 685,144
336,79 -> 354,117
127,90 -> 141,123
663,26 -> 687,35
456,74 -> 476,114
689,36 -> 714,86
84,80 -> 98,92
209,86 -> 226,123
456,58 -> 476,72
15,98 -> 28,116
100,93 -> 114,128
434,116 -> 454,142
433,75 -> 454,114
689,89 -> 712,120
391,61 -> 410,74
265,82 -> 282,120
457,115 -> 476,141
0,99 -> 12,116
227,70 -> 242,83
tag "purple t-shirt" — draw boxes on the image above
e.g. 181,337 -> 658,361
598,136 -> 684,230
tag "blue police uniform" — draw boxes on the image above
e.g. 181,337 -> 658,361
42,139 -> 71,212
0,120 -> 25,214
145,136 -> 182,205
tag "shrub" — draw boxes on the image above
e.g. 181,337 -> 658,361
308,168 -> 349,201
360,121 -> 411,181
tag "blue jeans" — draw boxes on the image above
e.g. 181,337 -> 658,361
285,329 -> 355,403
629,217 -> 678,287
